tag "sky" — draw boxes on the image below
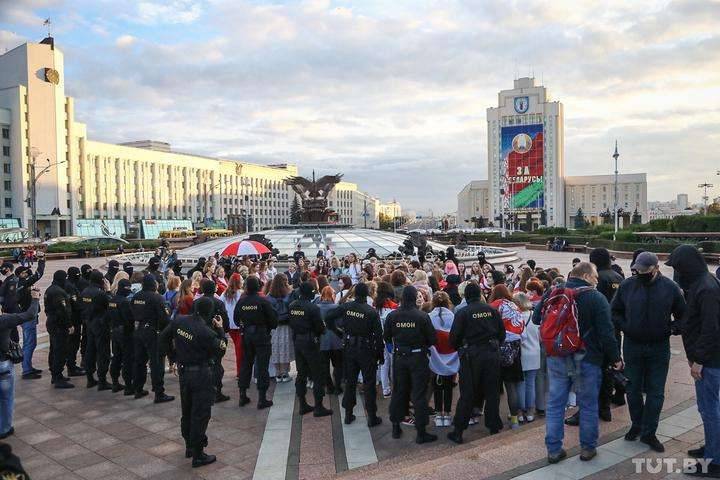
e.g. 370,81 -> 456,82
1,0 -> 719,214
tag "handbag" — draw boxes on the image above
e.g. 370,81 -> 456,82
6,339 -> 23,364
499,339 -> 520,368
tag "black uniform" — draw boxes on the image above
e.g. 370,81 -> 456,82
326,297 -> 383,420
234,293 -> 278,401
131,279 -> 171,398
383,300 -> 437,430
80,282 -> 111,386
159,312 -> 227,460
63,274 -> 84,373
108,287 -> 135,391
195,295 -> 229,397
288,298 -> 326,409
449,299 -> 505,434
44,279 -> 73,381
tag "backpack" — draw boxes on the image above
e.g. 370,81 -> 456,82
539,286 -> 592,357
163,290 -> 179,318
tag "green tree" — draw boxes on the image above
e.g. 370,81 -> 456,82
378,212 -> 394,230
574,208 -> 587,229
290,196 -> 302,224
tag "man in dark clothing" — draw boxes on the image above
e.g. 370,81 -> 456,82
289,282 -> 332,417
196,279 -> 230,403
384,285 -> 438,444
235,276 -> 278,409
144,257 -> 166,294
539,262 -> 622,464
122,261 -> 134,278
44,270 -> 75,389
80,270 -> 112,391
65,267 -> 86,376
187,257 -> 206,278
666,245 -> 720,478
78,264 -> 92,292
160,296 -> 227,468
0,254 -> 45,379
612,252 -> 686,452
325,282 -> 383,427
105,260 -> 120,284
293,245 -> 305,266
588,247 -> 626,420
447,283 -> 505,443
108,279 -> 135,394
131,275 -> 174,403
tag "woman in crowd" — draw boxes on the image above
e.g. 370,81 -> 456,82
257,261 -> 269,285
412,270 -> 433,301
515,292 -> 540,423
457,263 -> 470,282
313,258 -> 329,278
176,279 -> 195,316
489,283 -> 525,429
390,270 -> 407,300
346,253 -> 363,284
468,263 -> 483,283
317,286 -> 342,394
443,274 -> 463,307
428,291 -> 458,427
266,259 -> 277,281
222,273 -> 244,377
163,276 -> 181,317
214,266 -> 228,295
376,281 -> 398,398
329,257 -> 343,282
525,279 -> 545,304
109,271 -> 129,295
335,275 -> 352,304
267,274 -> 293,382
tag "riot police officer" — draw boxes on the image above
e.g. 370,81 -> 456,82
80,270 -> 111,391
325,282 -> 383,427
160,297 -> 227,468
235,276 -> 277,409
44,270 -> 74,389
64,267 -> 86,376
384,285 -> 437,443
447,283 -> 505,443
144,257 -> 166,294
196,279 -> 230,403
108,279 -> 135,394
131,275 -> 174,403
105,259 -> 121,284
289,282 -> 332,417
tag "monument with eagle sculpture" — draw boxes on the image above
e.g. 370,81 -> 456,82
286,171 -> 343,223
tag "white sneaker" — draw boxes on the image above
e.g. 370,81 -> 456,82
435,416 -> 444,427
443,416 -> 452,427
469,417 -> 478,426
518,415 -> 525,423
383,390 -> 391,398
525,415 -> 535,422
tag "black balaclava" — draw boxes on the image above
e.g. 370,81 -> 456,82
52,270 -> 67,286
589,248 -> 612,271
81,264 -> 92,279
194,296 -> 214,323
117,279 -> 132,296
89,270 -> 104,287
142,274 -> 158,292
123,262 -> 133,277
666,244 -> 708,290
67,266 -> 81,283
354,282 -> 369,303
401,285 -> 418,308
148,256 -> 161,272
299,282 -> 315,301
107,259 -> 120,273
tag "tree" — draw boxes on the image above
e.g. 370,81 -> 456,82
378,212 -> 394,230
574,208 -> 587,229
290,196 -> 302,225
708,202 -> 720,215
631,208 -> 642,224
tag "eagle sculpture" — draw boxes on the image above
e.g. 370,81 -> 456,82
286,172 -> 343,200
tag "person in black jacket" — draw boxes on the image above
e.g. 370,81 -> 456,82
384,285 -> 437,444
447,282 -> 505,443
44,270 -> 75,389
196,279 -> 230,403
105,259 -> 120,284
108,279 -> 135,395
80,270 -> 112,391
65,266 -> 86,376
611,252 -> 685,452
325,282 -> 383,427
289,282 -> 332,417
235,276 -> 278,409
666,245 -> 720,478
144,257 -> 166,294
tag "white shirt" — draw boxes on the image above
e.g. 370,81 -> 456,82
348,263 -> 362,284
221,290 -> 242,329
520,310 -> 541,371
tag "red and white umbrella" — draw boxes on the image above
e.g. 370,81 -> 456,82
221,240 -> 271,257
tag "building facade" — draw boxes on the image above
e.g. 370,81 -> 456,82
0,39 -> 378,237
458,77 -> 648,229
378,201 -> 402,219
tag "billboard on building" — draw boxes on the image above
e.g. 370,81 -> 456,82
501,124 -> 544,211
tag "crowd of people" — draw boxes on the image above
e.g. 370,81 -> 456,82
0,242 -> 718,476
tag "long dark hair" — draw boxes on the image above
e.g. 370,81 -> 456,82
375,281 -> 395,313
268,274 -> 291,298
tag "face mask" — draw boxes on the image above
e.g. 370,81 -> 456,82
637,272 -> 653,284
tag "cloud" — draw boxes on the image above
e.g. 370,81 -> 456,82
114,34 -> 136,48
132,0 -> 204,25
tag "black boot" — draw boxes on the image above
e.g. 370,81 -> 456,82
447,429 -> 463,444
415,426 -> 438,444
134,389 -> 149,399
238,391 -> 251,407
313,403 -> 332,417
68,366 -> 86,377
185,448 -> 192,459
392,422 -> 402,439
154,393 -> 175,404
86,376 -> 98,388
123,386 -> 134,396
97,379 -> 112,391
257,391 -> 273,410
298,397 -> 314,416
215,391 -> 230,403
367,415 -> 382,428
111,381 -> 125,393
191,449 -> 216,468
53,377 -> 75,389
344,411 -> 356,424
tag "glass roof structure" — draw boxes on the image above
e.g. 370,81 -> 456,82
180,226 -> 449,259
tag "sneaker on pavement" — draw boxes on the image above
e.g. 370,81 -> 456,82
548,449 -> 567,464
580,448 -> 597,461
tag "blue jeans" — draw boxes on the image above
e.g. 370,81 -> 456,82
22,318 -> 37,374
695,366 -> 720,467
518,369 -> 539,412
0,359 -> 15,435
545,355 -> 602,454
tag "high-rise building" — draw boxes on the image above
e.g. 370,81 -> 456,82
0,38 -> 382,237
677,193 -> 689,210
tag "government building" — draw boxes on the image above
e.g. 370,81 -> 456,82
458,77 -> 647,230
0,38 -> 394,238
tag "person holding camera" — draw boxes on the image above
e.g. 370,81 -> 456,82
611,252 -> 686,452
0,287 -> 41,439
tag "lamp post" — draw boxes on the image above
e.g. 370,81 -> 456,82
698,182 -> 714,215
241,177 -> 251,233
26,149 -> 66,239
203,177 -> 230,226
612,140 -> 619,241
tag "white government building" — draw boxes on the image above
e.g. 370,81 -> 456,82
458,77 -> 648,230
0,38 -> 398,238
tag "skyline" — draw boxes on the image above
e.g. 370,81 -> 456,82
1,0 -> 719,213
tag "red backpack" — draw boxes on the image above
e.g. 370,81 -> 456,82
539,287 -> 591,357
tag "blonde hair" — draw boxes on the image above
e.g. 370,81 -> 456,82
110,271 -> 129,294
412,270 -> 428,283
166,276 -> 181,291
513,292 -> 533,311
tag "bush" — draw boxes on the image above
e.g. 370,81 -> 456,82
534,227 -> 568,235
697,241 -> 720,253
589,238 -> 681,253
671,215 -> 720,232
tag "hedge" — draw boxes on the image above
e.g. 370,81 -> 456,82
589,238 -> 682,253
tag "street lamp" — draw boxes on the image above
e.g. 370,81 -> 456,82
241,177 -> 251,233
612,140 -> 620,241
698,182 -> 714,215
203,177 -> 229,226
26,149 -> 66,238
